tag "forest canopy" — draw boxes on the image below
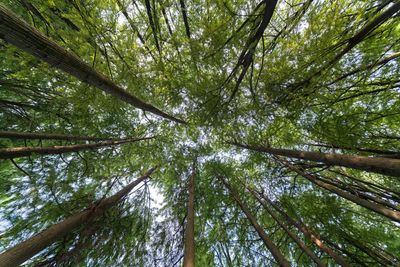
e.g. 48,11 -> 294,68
0,0 -> 399,266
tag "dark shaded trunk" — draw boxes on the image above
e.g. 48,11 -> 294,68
335,2 -> 400,62
183,160 -> 196,267
228,141 -> 400,177
329,169 -> 400,201
0,136 -> 153,159
257,190 -> 350,267
0,5 -> 185,124
0,130 -> 117,141
245,185 -> 326,266
144,0 -> 161,53
315,175 -> 400,211
278,158 -> 400,222
179,0 -> 191,39
228,0 -> 278,102
217,176 -> 290,267
115,0 -> 156,61
340,232 -> 397,266
0,167 -> 156,267
329,52 -> 400,85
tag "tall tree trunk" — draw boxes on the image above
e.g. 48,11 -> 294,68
0,136 -> 153,159
217,176 -> 290,267
183,160 -> 196,267
278,158 -> 400,222
245,184 -> 326,267
0,130 -> 117,141
306,143 -> 399,157
0,167 -> 156,267
340,232 -> 397,266
257,190 -> 350,267
0,5 -> 185,124
228,141 -> 400,177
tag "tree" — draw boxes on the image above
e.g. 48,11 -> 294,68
183,160 -> 196,267
0,0 -> 399,266
0,167 -> 155,266
0,137 -> 153,159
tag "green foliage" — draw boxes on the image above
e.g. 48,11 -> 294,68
0,0 -> 399,266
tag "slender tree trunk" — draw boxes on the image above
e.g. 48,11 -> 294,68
321,239 -> 368,267
257,190 -> 350,267
0,130 -> 117,141
183,160 -> 196,267
245,184 -> 326,267
228,141 -> 400,177
278,158 -> 400,222
0,5 -> 185,124
340,233 -> 396,266
316,175 -> 400,211
0,136 -> 153,159
329,169 -> 400,201
329,52 -> 400,85
0,167 -> 156,267
217,176 -> 290,267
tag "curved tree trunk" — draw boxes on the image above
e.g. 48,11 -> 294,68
0,5 -> 185,124
0,131 -> 116,141
228,141 -> 400,177
0,136 -> 153,159
183,160 -> 196,267
217,176 -> 290,267
0,167 -> 156,267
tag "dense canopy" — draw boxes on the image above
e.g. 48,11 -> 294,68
0,0 -> 399,266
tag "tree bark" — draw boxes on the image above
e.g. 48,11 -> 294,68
257,190 -> 350,267
217,176 -> 290,267
0,5 -> 185,124
183,160 -> 196,267
0,167 -> 156,267
0,130 -> 117,141
245,184 -> 326,267
228,141 -> 400,177
279,159 -> 400,223
0,136 -> 153,159
306,143 -> 399,156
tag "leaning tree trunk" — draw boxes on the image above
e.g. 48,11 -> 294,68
183,160 -> 196,267
0,131 -> 117,141
217,176 -> 290,267
0,136 -> 153,159
306,143 -> 399,157
228,141 -> 400,177
0,167 -> 156,267
244,184 -> 326,267
0,5 -> 185,124
278,158 -> 400,223
257,190 -> 350,267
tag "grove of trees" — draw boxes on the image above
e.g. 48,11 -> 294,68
0,0 -> 399,266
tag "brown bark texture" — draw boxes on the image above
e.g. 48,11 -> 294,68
0,130 -> 117,141
0,167 -> 156,267
245,184 -> 326,267
257,190 -> 350,267
229,141 -> 400,177
218,176 -> 290,267
0,5 -> 185,124
0,137 -> 153,159
183,161 -> 196,267
279,159 -> 400,222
